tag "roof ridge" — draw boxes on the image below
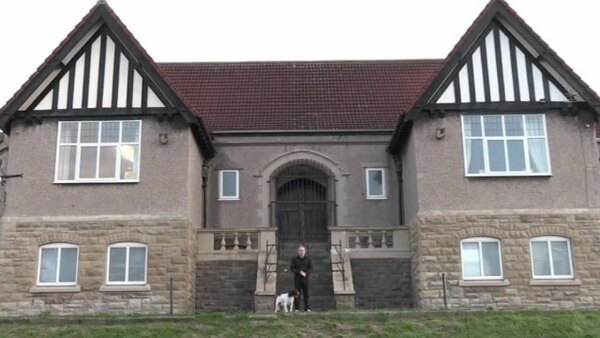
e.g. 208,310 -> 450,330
156,59 -> 445,66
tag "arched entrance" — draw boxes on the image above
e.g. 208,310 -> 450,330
272,164 -> 334,244
272,162 -> 337,309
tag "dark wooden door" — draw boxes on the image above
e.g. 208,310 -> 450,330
276,177 -> 328,243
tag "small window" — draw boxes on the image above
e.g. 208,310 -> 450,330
530,236 -> 574,279
55,120 -> 141,183
219,170 -> 239,200
365,168 -> 386,199
462,114 -> 551,176
460,237 -> 503,280
107,242 -> 147,285
37,243 -> 79,286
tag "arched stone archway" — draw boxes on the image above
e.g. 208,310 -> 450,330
255,150 -> 346,232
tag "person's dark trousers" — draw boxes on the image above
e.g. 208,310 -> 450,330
294,276 -> 309,311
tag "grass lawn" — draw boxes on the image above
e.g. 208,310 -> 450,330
0,310 -> 599,338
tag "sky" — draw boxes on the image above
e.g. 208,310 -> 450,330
0,0 -> 598,105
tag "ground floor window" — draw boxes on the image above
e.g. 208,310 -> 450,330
107,242 -> 147,284
460,237 -> 503,280
530,236 -> 573,279
38,243 -> 79,285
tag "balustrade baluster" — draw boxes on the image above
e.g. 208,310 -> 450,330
234,232 -> 240,250
220,233 -> 226,251
381,231 -> 388,248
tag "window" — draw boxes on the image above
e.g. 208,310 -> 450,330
462,114 -> 550,176
37,243 -> 79,286
55,120 -> 141,183
460,237 -> 503,280
530,236 -> 573,279
107,243 -> 147,285
365,168 -> 386,199
219,170 -> 239,200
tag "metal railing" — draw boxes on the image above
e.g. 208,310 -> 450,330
330,239 -> 346,290
263,239 -> 278,291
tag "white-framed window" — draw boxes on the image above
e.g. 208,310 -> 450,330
218,170 -> 239,200
55,120 -> 141,183
106,242 -> 147,285
37,243 -> 79,286
461,114 -> 551,176
365,168 -> 386,199
530,236 -> 574,279
460,237 -> 503,280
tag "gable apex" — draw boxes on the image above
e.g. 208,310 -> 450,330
389,0 -> 600,154
0,1 -> 215,158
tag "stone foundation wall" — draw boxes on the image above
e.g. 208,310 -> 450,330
411,210 -> 600,309
196,260 -> 257,311
351,258 -> 412,308
0,216 -> 197,315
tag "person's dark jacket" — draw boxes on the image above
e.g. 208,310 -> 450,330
290,255 -> 312,279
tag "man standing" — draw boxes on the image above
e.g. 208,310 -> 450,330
290,244 -> 312,312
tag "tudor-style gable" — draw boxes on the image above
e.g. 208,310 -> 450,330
434,22 -> 569,105
29,31 -> 165,112
0,1 -> 214,157
388,0 -> 600,153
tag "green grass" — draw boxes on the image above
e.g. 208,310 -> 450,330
0,310 -> 599,338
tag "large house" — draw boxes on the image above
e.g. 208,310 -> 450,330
0,0 -> 599,314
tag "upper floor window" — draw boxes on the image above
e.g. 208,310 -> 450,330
460,237 -> 503,280
461,114 -> 550,176
107,242 -> 147,285
219,170 -> 239,200
55,120 -> 141,183
38,243 -> 79,286
530,236 -> 573,279
365,168 -> 387,199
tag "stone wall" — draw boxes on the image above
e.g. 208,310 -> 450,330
196,260 -> 257,312
351,258 -> 412,308
0,216 -> 197,315
411,210 -> 600,309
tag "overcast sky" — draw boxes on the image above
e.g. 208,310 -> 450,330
0,0 -> 598,105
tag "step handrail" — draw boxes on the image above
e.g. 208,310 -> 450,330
263,239 -> 277,291
330,239 -> 346,290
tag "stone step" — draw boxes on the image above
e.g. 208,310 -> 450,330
276,241 -> 335,310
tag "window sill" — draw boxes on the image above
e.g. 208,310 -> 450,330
459,280 -> 510,287
99,284 -> 151,292
366,197 -> 387,200
218,198 -> 240,201
54,180 -> 140,184
29,285 -> 81,293
529,279 -> 581,286
465,173 -> 552,178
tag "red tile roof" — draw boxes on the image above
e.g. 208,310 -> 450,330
158,60 -> 443,132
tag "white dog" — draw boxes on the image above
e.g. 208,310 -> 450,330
274,289 -> 300,312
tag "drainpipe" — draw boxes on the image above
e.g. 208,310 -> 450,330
393,155 -> 405,225
201,161 -> 209,229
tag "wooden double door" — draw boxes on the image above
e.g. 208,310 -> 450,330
275,176 -> 329,244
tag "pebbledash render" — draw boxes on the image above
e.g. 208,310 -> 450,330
0,0 -> 599,315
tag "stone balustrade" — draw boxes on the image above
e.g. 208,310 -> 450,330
329,226 -> 410,259
197,229 -> 260,252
